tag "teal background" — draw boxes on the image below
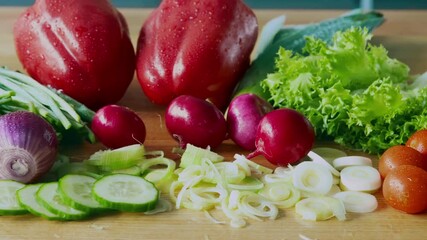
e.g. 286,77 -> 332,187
0,0 -> 425,9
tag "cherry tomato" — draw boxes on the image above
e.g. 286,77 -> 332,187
406,129 -> 427,155
378,145 -> 427,178
382,165 -> 427,214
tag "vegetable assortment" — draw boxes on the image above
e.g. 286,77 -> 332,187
1,0 -> 427,229
0,144 -> 382,227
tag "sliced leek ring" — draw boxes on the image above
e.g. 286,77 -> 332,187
333,191 -> 378,213
295,197 -> 334,221
237,191 -> 278,220
340,166 -> 381,193
228,177 -> 264,191
295,197 -> 346,221
233,154 -> 273,175
307,151 -> 340,177
258,182 -> 300,208
311,147 -> 347,163
333,156 -> 372,170
292,162 -> 333,195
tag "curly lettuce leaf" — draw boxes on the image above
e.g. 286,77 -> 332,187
233,11 -> 385,100
262,27 -> 426,154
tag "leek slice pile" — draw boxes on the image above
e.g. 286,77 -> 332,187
169,145 -> 380,227
170,145 -> 279,228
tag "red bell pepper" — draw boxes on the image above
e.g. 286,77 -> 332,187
136,0 -> 258,109
13,0 -> 135,109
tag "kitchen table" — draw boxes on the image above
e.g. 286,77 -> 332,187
0,6 -> 427,240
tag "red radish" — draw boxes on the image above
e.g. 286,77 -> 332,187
226,93 -> 273,151
165,95 -> 227,149
91,105 -> 146,149
247,108 -> 315,166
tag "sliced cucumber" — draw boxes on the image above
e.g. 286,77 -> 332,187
92,174 -> 159,212
36,182 -> 89,220
0,180 -> 27,215
16,184 -> 62,220
58,174 -> 107,213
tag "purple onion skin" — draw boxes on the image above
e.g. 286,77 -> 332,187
247,108 -> 315,166
165,95 -> 227,149
226,93 -> 273,151
0,111 -> 58,183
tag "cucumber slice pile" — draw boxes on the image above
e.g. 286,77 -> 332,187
37,182 -> 89,220
58,174 -> 107,213
16,184 -> 62,220
0,173 -> 160,221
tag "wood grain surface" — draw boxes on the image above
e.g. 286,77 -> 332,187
0,7 -> 427,240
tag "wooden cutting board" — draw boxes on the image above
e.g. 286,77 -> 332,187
0,7 -> 427,240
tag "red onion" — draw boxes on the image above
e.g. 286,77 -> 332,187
0,111 -> 58,183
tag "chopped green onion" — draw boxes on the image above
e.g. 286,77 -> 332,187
0,67 -> 95,143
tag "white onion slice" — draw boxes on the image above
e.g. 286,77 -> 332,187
333,191 -> 378,213
340,166 -> 381,193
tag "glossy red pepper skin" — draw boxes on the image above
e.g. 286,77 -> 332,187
136,0 -> 258,109
13,0 -> 135,109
